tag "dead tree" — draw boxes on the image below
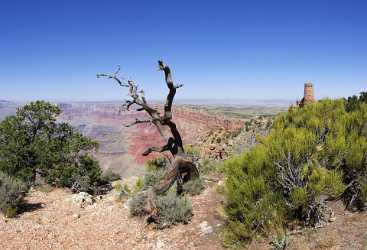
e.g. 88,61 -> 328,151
97,60 -> 199,218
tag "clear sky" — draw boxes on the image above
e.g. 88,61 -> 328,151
0,0 -> 366,102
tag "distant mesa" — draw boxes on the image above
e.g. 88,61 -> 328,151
58,102 -> 73,110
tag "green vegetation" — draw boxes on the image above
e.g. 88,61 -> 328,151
222,92 -> 367,244
344,91 -> 367,112
154,191 -> 193,228
0,101 -> 106,216
0,172 -> 29,218
129,190 -> 193,229
114,158 -> 169,201
192,105 -> 287,120
146,157 -> 169,169
270,234 -> 290,250
184,145 -> 200,158
139,156 -> 204,195
198,157 -> 216,175
133,177 -> 144,193
141,157 -> 168,190
128,156 -> 200,228
182,177 -> 205,195
129,192 -> 148,216
102,169 -> 121,182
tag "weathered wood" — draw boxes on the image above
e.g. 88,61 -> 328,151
98,60 -> 199,220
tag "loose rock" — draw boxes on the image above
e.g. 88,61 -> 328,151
198,221 -> 214,236
71,192 -> 94,207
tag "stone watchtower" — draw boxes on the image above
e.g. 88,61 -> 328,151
304,81 -> 315,103
298,81 -> 315,107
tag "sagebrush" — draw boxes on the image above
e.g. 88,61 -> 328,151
129,191 -> 192,228
0,172 -> 29,217
129,156 -> 198,228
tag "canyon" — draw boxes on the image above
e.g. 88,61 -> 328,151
0,100 -> 286,178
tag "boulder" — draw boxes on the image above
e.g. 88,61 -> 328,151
72,192 -> 94,207
72,213 -> 81,219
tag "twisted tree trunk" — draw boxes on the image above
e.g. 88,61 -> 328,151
98,60 -> 199,218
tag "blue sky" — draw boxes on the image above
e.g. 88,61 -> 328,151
0,0 -> 366,101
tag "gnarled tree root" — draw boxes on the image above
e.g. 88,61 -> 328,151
143,156 -> 199,221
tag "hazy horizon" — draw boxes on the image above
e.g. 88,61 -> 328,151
1,97 -> 293,105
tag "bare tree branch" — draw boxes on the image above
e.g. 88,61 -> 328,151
124,118 -> 152,127
96,67 -> 128,87
142,137 -> 176,156
158,60 -> 176,121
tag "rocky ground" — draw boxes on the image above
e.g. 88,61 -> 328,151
289,200 -> 367,250
0,180 -> 224,250
1,179 -> 367,250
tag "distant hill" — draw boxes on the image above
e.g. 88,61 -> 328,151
0,99 -> 290,121
175,98 -> 292,107
0,100 -> 19,121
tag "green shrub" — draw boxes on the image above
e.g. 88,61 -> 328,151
143,156 -> 204,195
344,91 -> 367,112
128,191 -> 193,228
146,157 -> 168,171
224,168 -> 284,242
102,169 -> 121,182
130,155 -> 196,228
143,168 -> 166,189
123,183 -> 131,194
154,192 -> 193,228
71,174 -> 93,193
270,234 -> 290,250
48,155 -> 104,194
116,183 -> 132,200
223,95 -> 367,243
36,185 -> 53,193
273,98 -> 366,210
142,157 -> 169,189
0,172 -> 29,217
198,157 -> 216,175
184,145 -> 200,158
182,177 -> 205,195
133,177 -> 144,193
129,192 -> 148,216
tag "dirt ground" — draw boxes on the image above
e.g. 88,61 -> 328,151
287,201 -> 367,250
1,182 -> 366,250
0,182 -> 224,250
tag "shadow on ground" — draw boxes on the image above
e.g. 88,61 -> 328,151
18,202 -> 44,215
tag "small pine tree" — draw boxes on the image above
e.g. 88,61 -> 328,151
0,101 -> 104,194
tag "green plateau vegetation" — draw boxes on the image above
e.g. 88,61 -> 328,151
220,92 -> 367,246
189,104 -> 288,120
